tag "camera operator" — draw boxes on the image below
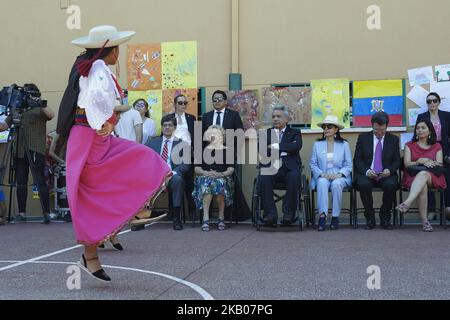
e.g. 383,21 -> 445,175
0,83 -> 55,223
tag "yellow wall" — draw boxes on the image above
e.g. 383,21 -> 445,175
1,0 -> 448,217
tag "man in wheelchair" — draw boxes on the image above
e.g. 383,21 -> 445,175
258,105 -> 303,226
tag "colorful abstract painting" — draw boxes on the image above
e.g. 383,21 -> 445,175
226,90 -> 260,130
311,79 -> 350,129
261,87 -> 312,127
127,90 -> 163,135
162,89 -> 198,117
161,41 -> 197,89
127,43 -> 162,90
353,79 -> 404,127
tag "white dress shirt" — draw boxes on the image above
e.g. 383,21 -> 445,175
212,108 -> 225,127
174,112 -> 191,145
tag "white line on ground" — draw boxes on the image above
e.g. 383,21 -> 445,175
0,260 -> 214,300
0,227 -> 135,272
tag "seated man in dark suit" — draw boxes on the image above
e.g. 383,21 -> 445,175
258,105 -> 302,226
354,111 -> 401,230
146,114 -> 190,230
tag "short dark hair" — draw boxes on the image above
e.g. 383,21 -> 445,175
371,111 -> 390,126
427,92 -> 441,103
174,94 -> 186,104
413,119 -> 436,145
161,114 -> 177,127
23,83 -> 40,97
212,90 -> 227,101
133,98 -> 150,118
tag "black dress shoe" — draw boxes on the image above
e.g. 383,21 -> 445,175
381,223 -> 393,230
42,213 -> 51,224
263,216 -> 277,227
364,224 -> 375,230
173,223 -> 183,230
281,214 -> 296,225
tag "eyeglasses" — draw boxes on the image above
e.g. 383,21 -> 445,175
426,99 -> 439,104
213,97 -> 225,103
162,123 -> 175,128
177,101 -> 188,106
134,102 -> 147,109
321,124 -> 335,130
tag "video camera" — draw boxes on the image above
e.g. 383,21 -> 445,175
0,84 -> 47,116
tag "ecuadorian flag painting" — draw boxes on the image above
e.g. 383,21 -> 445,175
352,80 -> 404,127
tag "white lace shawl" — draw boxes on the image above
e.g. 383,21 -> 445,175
77,59 -> 120,130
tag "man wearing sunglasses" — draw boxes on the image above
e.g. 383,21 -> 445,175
416,92 -> 450,219
169,94 -> 197,217
354,112 -> 401,230
201,90 -> 243,134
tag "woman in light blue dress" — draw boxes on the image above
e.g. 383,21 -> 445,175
310,115 -> 352,231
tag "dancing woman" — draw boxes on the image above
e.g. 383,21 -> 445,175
57,25 -> 171,282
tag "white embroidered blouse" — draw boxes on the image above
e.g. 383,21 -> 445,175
77,59 -> 121,130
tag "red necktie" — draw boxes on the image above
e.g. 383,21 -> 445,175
162,140 -> 169,163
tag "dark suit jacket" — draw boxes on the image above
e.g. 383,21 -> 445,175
201,108 -> 244,132
416,110 -> 450,158
260,126 -> 303,171
145,137 -> 190,176
353,131 -> 401,182
169,112 -> 197,142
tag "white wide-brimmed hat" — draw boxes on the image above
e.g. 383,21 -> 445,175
71,25 -> 135,49
317,114 -> 344,130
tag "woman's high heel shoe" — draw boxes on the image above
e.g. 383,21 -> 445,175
77,254 -> 111,282
395,203 -> 410,214
130,208 -> 167,226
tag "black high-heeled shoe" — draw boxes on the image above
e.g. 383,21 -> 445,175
110,241 -> 123,251
77,254 -> 111,282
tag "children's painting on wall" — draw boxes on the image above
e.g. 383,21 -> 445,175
311,79 -> 350,129
261,87 -> 312,127
161,41 -> 197,89
226,90 -> 260,130
127,43 -> 162,91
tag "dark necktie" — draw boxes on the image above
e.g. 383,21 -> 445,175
215,111 -> 222,126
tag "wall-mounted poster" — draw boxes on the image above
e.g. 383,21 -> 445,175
162,88 -> 198,116
226,90 -> 260,130
161,41 -> 197,89
310,79 -> 350,129
261,87 -> 312,127
353,79 -> 404,127
127,43 -> 162,90
127,90 -> 163,135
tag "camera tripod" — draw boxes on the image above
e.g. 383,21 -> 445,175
0,112 -> 49,223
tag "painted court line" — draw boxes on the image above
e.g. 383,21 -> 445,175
0,260 -> 214,300
0,227 -> 135,272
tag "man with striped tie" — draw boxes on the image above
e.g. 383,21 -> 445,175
145,114 -> 191,230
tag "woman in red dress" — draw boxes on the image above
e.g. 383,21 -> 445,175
397,119 -> 446,231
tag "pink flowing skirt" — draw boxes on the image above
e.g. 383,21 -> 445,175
66,125 -> 170,245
